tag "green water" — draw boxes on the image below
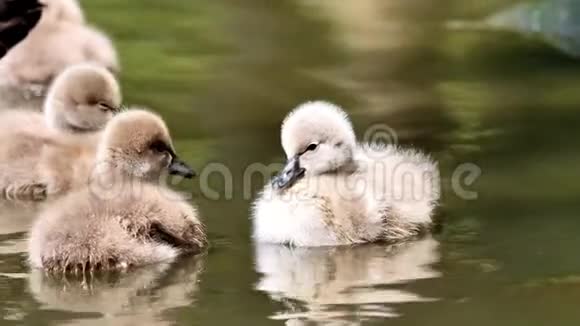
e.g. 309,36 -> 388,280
2,0 -> 580,325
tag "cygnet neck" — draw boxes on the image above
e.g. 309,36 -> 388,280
88,160 -> 143,199
44,99 -> 94,134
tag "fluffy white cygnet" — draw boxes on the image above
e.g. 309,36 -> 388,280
252,101 -> 440,246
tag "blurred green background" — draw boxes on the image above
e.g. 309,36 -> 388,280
1,0 -> 580,325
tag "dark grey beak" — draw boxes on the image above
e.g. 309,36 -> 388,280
272,155 -> 305,191
168,157 -> 196,179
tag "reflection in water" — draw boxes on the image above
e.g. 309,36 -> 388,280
0,201 -> 41,234
254,237 -> 440,324
0,201 -> 41,256
29,256 -> 204,326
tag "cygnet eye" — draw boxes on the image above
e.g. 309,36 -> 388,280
97,102 -> 115,112
306,143 -> 319,152
150,140 -> 168,153
149,140 -> 172,159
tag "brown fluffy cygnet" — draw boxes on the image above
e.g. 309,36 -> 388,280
43,63 -> 121,132
28,109 -> 205,273
0,64 -> 121,200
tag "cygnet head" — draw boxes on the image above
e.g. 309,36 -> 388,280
96,109 -> 195,180
273,101 -> 357,190
44,64 -> 121,133
37,0 -> 85,26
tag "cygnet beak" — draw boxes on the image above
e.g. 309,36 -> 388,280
168,157 -> 196,179
272,155 -> 305,191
